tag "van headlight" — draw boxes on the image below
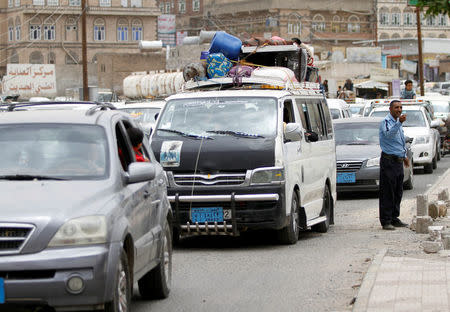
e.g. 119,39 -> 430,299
251,168 -> 285,185
366,157 -> 380,167
413,136 -> 430,145
48,216 -> 107,247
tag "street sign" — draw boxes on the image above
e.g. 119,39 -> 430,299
407,0 -> 418,6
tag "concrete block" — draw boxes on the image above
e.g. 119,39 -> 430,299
438,188 -> 449,201
428,201 -> 439,219
416,216 -> 433,234
416,194 -> 428,216
423,241 -> 443,253
410,216 -> 417,231
443,232 -> 450,250
428,225 -> 444,241
437,200 -> 447,217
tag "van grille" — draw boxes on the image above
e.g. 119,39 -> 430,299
336,161 -> 363,172
173,172 -> 247,186
0,224 -> 34,255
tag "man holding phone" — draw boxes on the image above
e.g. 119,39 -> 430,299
379,100 -> 410,230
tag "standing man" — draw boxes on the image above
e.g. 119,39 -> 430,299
401,80 -> 416,99
379,100 -> 410,230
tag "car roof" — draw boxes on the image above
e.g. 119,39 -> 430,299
117,101 -> 165,109
326,99 -> 350,109
372,105 -> 424,111
333,117 -> 384,124
166,89 -> 324,100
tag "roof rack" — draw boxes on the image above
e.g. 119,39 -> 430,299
371,99 -> 427,106
183,77 -> 322,96
0,101 -> 117,113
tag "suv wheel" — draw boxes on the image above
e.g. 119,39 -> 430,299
138,220 -> 172,299
432,150 -> 438,169
424,162 -> 433,174
312,185 -> 331,233
105,249 -> 131,312
277,192 -> 299,245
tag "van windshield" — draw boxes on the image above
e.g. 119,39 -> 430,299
157,97 -> 278,138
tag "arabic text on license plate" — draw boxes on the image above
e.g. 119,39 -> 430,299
191,207 -> 224,223
337,172 -> 356,183
0,277 -> 4,304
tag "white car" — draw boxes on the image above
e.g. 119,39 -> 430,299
419,95 -> 450,121
116,100 -> 166,134
326,99 -> 352,119
370,105 -> 440,173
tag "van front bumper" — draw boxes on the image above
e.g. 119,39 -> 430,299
0,243 -> 121,311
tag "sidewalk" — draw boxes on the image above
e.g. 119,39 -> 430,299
353,168 -> 450,312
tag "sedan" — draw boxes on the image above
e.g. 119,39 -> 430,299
334,117 -> 413,193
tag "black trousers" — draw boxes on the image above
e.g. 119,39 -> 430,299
379,155 -> 404,226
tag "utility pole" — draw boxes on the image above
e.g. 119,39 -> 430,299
81,0 -> 89,101
416,7 -> 424,96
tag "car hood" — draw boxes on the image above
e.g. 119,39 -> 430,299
403,127 -> 430,138
336,144 -> 381,161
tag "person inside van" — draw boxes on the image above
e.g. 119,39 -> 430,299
127,127 -> 149,162
401,80 -> 416,99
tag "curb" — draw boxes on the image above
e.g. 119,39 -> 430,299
352,248 -> 387,312
424,168 -> 450,197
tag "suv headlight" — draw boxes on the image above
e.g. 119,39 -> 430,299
48,216 -> 107,247
413,136 -> 430,145
366,157 -> 380,167
251,167 -> 285,185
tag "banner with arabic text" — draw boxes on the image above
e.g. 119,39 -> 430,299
3,64 -> 57,98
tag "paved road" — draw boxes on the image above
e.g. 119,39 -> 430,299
132,157 -> 450,312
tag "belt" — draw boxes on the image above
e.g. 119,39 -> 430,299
381,152 -> 404,163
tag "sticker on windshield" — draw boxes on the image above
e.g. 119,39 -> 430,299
160,141 -> 183,167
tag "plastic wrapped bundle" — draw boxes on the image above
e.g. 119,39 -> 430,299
228,65 -> 253,78
183,62 -> 207,82
206,53 -> 233,78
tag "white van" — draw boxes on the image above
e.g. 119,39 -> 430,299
151,78 -> 337,245
327,99 -> 352,119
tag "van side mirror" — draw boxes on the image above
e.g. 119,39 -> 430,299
306,131 -> 319,142
284,123 -> 303,142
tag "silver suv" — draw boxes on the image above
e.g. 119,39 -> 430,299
0,103 -> 172,311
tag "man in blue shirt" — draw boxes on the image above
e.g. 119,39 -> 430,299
379,100 -> 410,230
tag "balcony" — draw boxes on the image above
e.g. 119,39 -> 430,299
21,4 -> 160,16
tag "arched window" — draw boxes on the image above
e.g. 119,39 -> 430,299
438,33 -> 447,38
29,51 -> 43,64
438,14 -> 447,26
132,19 -> 143,41
48,52 -> 56,64
403,8 -> 414,26
65,17 -> 78,41
15,17 -> 21,41
92,54 -> 98,64
404,33 -> 413,38
426,15 -> 436,26
391,7 -> 401,26
65,51 -> 79,64
44,17 -> 55,40
347,15 -> 360,33
379,7 -> 389,26
427,33 -> 436,38
10,49 -> 19,64
117,18 -> 128,41
8,19 -> 14,41
94,18 -> 105,41
391,33 -> 401,39
312,14 -> 325,32
29,17 -> 41,40
287,13 -> 301,35
332,15 -> 340,33
379,33 -> 389,40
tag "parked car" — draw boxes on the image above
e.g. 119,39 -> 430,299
432,82 -> 450,96
326,98 -> 352,119
0,103 -> 172,311
334,117 -> 413,192
151,78 -> 337,245
348,103 -> 365,117
370,105 -> 440,173
116,100 -> 165,135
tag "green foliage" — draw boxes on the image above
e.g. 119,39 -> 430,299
416,0 -> 450,16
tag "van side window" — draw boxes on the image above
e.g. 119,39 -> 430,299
283,100 -> 295,123
320,99 -> 333,137
294,99 -> 312,132
306,100 -> 326,140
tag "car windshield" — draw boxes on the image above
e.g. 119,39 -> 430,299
430,101 -> 450,113
334,122 -> 380,145
349,106 -> 363,114
120,107 -> 160,131
370,110 -> 426,127
157,97 -> 278,137
330,108 -> 340,119
0,124 -> 109,180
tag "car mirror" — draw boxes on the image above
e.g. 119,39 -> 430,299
306,131 -> 319,142
284,123 -> 303,142
405,136 -> 413,144
126,162 -> 156,184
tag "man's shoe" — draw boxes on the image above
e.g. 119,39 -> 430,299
392,220 -> 408,227
382,224 -> 396,230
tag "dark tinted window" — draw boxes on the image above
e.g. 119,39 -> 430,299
321,99 -> 333,137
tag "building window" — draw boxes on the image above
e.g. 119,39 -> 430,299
48,52 -> 56,64
65,17 -> 78,41
192,0 -> 199,12
380,13 -> 389,25
165,2 -> 170,13
10,49 -> 19,64
15,0 -> 20,6
117,19 -> 128,41
131,0 -> 142,7
33,0 -> 44,4
438,14 -> 447,26
47,0 -> 58,5
332,15 -> 340,32
287,14 -> 301,35
44,25 -> 55,40
132,19 -> 143,40
347,15 -> 360,33
8,0 -> 13,7
391,13 -> 401,26
178,0 -> 185,13
99,0 -> 111,6
65,51 -> 79,64
312,14 -> 325,32
8,27 -> 14,41
403,12 -> 414,26
30,25 -> 41,40
29,51 -> 43,64
69,0 -> 80,5
159,2 -> 164,13
426,15 -> 436,26
15,25 -> 21,40
94,18 -> 105,41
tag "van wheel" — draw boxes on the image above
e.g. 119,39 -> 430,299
432,150 -> 437,169
424,162 -> 433,174
312,185 -> 331,233
277,192 -> 299,245
105,249 -> 131,312
138,221 -> 172,299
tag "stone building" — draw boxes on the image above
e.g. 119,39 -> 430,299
0,0 -> 161,94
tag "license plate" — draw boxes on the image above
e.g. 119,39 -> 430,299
191,207 -> 223,223
337,172 -> 356,183
0,278 -> 4,304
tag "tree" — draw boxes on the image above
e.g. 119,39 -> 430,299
417,0 -> 450,16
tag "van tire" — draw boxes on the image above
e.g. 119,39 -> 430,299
312,185 -> 331,233
277,192 -> 299,245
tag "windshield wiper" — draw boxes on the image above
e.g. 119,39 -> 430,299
157,128 -> 213,140
0,174 -> 67,181
206,130 -> 265,138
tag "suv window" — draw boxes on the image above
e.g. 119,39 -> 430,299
320,99 -> 333,137
116,122 -> 134,171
